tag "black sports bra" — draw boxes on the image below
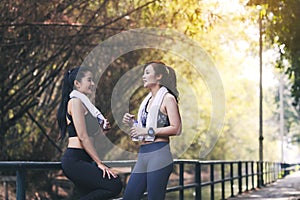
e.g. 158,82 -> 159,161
141,98 -> 170,128
67,112 -> 99,137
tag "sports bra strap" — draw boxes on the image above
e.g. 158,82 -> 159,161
66,112 -> 73,121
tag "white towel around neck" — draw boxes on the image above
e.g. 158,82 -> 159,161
136,86 -> 168,141
69,90 -> 105,123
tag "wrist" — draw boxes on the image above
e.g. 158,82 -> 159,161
96,161 -> 103,166
147,127 -> 155,137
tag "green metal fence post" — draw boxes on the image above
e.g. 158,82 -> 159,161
179,162 -> 184,200
230,162 -> 234,197
195,162 -> 201,200
238,161 -> 242,194
16,168 -> 26,200
210,163 -> 214,200
251,161 -> 255,190
245,161 -> 249,191
221,163 -> 225,200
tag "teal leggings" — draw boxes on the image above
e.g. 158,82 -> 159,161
123,142 -> 173,200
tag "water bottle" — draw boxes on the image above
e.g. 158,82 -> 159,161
97,115 -> 108,129
97,115 -> 104,125
102,119 -> 108,129
131,120 -> 140,141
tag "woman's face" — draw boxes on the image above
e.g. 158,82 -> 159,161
75,71 -> 95,95
142,64 -> 159,88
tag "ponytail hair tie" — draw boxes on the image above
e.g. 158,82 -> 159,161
165,66 -> 169,75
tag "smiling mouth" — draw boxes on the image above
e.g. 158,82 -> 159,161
89,87 -> 95,91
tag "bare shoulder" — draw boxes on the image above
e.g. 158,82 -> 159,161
69,98 -> 82,106
161,93 -> 177,114
164,93 -> 177,104
68,98 -> 85,112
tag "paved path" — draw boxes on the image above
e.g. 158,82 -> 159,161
228,171 -> 300,200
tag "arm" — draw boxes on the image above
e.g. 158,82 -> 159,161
69,98 -> 116,178
154,93 -> 182,137
122,113 -> 135,126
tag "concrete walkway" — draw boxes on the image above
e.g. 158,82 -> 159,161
228,171 -> 300,200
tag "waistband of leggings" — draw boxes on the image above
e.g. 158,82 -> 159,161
139,142 -> 170,153
63,148 -> 91,160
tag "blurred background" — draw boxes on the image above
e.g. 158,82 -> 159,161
1,0 -> 300,199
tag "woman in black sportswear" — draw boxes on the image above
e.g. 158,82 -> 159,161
57,66 -> 122,200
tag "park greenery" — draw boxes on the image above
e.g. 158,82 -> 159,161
1,0 -> 300,198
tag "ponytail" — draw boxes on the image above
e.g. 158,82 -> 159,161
56,66 -> 91,139
164,66 -> 179,102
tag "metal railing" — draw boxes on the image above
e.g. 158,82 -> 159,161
167,160 -> 282,200
0,160 -> 291,200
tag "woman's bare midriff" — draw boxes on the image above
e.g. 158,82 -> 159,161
141,137 -> 169,145
68,137 -> 83,148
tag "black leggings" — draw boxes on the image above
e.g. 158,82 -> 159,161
122,142 -> 173,200
61,148 -> 122,200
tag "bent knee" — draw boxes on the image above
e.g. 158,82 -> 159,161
111,178 -> 123,195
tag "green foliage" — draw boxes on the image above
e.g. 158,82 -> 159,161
2,0 -> 297,171
0,0 -> 161,161
249,0 -> 300,106
4,0 -> 300,198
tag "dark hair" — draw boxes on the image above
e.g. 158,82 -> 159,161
143,61 -> 179,102
56,66 -> 91,139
